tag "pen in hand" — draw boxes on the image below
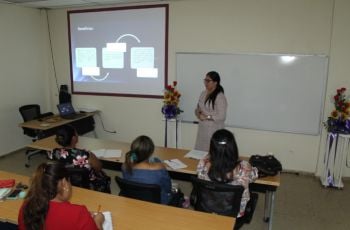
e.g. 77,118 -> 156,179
97,204 -> 101,213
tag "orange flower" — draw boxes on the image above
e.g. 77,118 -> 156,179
331,110 -> 338,118
162,81 -> 183,117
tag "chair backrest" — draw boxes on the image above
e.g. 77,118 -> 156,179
115,176 -> 161,203
66,167 -> 90,189
19,104 -> 41,138
191,176 -> 244,217
19,104 -> 41,122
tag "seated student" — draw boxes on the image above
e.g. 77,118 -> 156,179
18,161 -> 104,230
49,125 -> 111,193
122,135 -> 173,205
196,129 -> 258,217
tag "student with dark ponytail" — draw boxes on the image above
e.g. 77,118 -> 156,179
122,135 -> 173,204
195,71 -> 228,151
18,161 -> 104,230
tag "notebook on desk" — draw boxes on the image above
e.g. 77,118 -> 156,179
57,102 -> 85,120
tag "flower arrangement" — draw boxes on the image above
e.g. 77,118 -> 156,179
161,81 -> 183,119
325,87 -> 350,133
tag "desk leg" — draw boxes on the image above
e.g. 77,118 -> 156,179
263,191 -> 275,230
164,119 -> 168,147
264,191 -> 271,222
25,149 -> 43,167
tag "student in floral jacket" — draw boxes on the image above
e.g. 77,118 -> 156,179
49,125 -> 111,193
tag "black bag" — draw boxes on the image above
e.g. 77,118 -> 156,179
168,189 -> 185,207
91,170 -> 111,193
249,155 -> 282,177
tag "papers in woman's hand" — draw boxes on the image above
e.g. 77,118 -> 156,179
184,150 -> 208,160
164,159 -> 187,169
92,149 -> 121,158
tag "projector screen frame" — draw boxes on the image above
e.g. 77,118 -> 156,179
67,4 -> 169,99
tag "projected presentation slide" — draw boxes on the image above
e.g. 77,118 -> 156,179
68,5 -> 168,97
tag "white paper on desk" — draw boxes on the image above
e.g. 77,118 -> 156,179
102,211 -> 113,230
92,149 -> 121,158
184,150 -> 208,160
0,188 -> 11,200
164,159 -> 187,169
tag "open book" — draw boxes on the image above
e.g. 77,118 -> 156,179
92,149 -> 122,158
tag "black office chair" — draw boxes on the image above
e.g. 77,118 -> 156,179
66,167 -> 90,189
115,176 -> 161,203
19,104 -> 54,167
190,176 -> 258,230
0,221 -> 17,230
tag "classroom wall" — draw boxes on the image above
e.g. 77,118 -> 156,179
46,0 -> 337,174
0,4 -> 51,156
2,0 -> 350,176
316,0 -> 350,176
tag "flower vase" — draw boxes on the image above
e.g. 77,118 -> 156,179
327,117 -> 350,134
162,104 -> 178,120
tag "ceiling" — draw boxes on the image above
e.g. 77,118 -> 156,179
0,0 -> 167,9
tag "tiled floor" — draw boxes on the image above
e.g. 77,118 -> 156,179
1,150 -> 350,229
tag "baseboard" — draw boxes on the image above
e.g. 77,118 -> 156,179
281,169 -> 314,176
0,147 -> 26,158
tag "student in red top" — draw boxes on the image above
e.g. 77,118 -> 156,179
18,161 -> 104,230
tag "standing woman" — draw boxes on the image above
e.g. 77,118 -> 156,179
194,71 -> 227,151
18,161 -> 104,230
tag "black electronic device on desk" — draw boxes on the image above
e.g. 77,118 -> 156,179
57,102 -> 85,120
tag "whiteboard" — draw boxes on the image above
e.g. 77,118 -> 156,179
176,52 -> 328,135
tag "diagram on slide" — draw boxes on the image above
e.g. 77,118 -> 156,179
74,33 -> 158,82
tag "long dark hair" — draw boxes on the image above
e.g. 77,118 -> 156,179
205,71 -> 224,109
124,135 -> 155,174
55,125 -> 76,147
23,162 -> 69,230
208,129 -> 240,183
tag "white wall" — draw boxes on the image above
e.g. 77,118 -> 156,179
46,0 -> 336,174
316,0 -> 350,176
2,0 -> 350,176
0,4 -> 50,156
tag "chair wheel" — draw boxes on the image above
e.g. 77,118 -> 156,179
25,164 -> 30,168
263,217 -> 270,222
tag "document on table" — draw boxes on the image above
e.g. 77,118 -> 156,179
164,159 -> 187,169
92,149 -> 122,158
184,150 -> 208,160
0,188 -> 11,200
102,211 -> 113,230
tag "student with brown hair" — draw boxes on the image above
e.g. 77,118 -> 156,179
122,135 -> 173,204
18,161 -> 104,230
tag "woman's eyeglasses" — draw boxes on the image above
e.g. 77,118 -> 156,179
203,79 -> 213,83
